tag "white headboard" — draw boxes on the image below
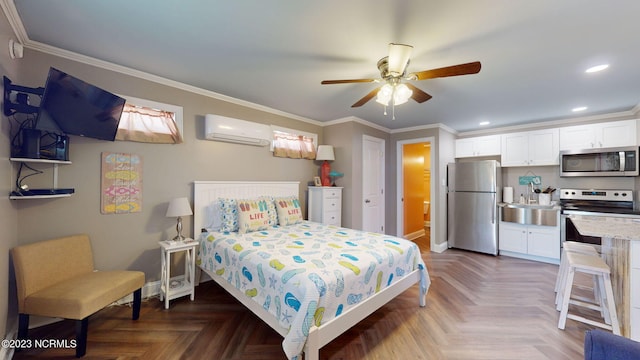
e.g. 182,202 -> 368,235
193,181 -> 300,236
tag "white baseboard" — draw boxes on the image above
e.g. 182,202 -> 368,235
113,279 -> 162,305
432,241 -> 448,253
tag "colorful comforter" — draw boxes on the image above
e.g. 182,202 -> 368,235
197,221 -> 430,359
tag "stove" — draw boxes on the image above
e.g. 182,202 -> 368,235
560,188 -> 640,245
560,188 -> 640,217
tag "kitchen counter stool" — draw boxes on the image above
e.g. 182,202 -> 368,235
557,251 -> 620,335
555,241 -> 600,309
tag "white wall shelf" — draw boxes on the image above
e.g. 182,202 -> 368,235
9,158 -> 73,200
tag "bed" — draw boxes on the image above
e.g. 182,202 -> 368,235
193,181 -> 429,360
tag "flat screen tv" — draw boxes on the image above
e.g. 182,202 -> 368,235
35,67 -> 126,141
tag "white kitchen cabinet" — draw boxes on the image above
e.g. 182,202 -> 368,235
499,222 -> 528,253
501,128 -> 559,167
559,119 -> 637,150
455,135 -> 501,158
308,186 -> 342,226
499,221 -> 560,263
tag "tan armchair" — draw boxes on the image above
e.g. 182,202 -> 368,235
11,234 -> 145,357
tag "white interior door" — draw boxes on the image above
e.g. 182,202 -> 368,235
362,135 -> 385,233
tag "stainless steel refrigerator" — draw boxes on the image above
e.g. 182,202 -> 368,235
447,160 -> 502,255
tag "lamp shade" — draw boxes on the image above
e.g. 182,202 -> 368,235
316,145 -> 335,161
166,197 -> 193,217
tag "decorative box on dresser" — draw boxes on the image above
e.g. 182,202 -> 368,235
308,186 -> 342,226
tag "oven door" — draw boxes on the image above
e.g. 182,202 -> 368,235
561,213 -> 602,245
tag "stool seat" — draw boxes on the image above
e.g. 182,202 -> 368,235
567,252 -> 610,274
557,250 -> 620,335
564,241 -> 599,254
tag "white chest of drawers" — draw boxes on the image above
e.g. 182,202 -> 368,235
308,186 -> 342,226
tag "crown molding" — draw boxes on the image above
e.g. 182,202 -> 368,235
390,122 -> 457,135
26,40 -> 325,127
458,109 -> 638,137
323,116 -> 391,133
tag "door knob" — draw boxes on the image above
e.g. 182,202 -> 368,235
365,199 -> 371,203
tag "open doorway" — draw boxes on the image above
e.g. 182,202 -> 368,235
397,137 -> 434,252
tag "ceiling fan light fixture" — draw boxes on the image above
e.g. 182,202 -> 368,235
375,83 -> 413,107
375,83 -> 393,106
393,83 -> 412,105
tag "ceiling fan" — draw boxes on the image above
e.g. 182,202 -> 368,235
321,43 -> 481,116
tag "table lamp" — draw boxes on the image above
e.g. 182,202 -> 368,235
166,197 -> 193,241
316,145 -> 335,186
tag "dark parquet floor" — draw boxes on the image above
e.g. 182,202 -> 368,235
14,234 -> 596,359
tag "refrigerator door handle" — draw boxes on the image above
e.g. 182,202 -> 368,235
492,193 -> 496,224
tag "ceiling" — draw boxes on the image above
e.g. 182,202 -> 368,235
5,0 -> 640,132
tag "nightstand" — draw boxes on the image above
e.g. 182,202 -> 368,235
308,186 -> 343,226
159,239 -> 198,309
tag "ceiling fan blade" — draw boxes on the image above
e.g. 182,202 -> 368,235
405,83 -> 432,103
321,78 -> 376,85
411,61 -> 481,80
388,43 -> 413,76
351,87 -> 381,107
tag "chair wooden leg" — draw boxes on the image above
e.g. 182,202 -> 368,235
75,318 -> 88,358
18,314 -> 29,340
132,288 -> 142,320
558,268 -> 575,330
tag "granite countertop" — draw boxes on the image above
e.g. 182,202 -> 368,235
569,215 -> 640,241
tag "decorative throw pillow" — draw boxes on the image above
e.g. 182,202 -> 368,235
275,196 -> 303,226
219,198 -> 239,232
259,196 -> 278,226
204,202 -> 223,232
237,198 -> 271,233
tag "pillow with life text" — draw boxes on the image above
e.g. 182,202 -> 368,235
237,198 -> 271,233
274,196 -> 303,226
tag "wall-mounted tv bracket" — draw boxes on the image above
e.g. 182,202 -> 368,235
3,76 -> 44,116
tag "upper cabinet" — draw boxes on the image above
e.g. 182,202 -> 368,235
455,135 -> 501,158
559,119 -> 637,150
501,129 -> 559,167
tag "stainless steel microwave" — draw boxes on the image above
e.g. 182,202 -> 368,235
560,146 -> 639,177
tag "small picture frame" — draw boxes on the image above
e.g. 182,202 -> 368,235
313,176 -> 322,186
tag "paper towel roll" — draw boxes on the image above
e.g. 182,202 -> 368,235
503,187 -> 514,203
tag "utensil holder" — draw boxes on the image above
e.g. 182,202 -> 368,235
539,193 -> 551,205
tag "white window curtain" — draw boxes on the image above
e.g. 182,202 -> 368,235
116,103 -> 183,144
272,131 -> 316,159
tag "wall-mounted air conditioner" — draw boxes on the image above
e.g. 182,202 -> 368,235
204,114 -> 271,146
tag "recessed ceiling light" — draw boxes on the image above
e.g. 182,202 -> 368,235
585,64 -> 609,73
479,121 -> 490,126
572,106 -> 588,112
